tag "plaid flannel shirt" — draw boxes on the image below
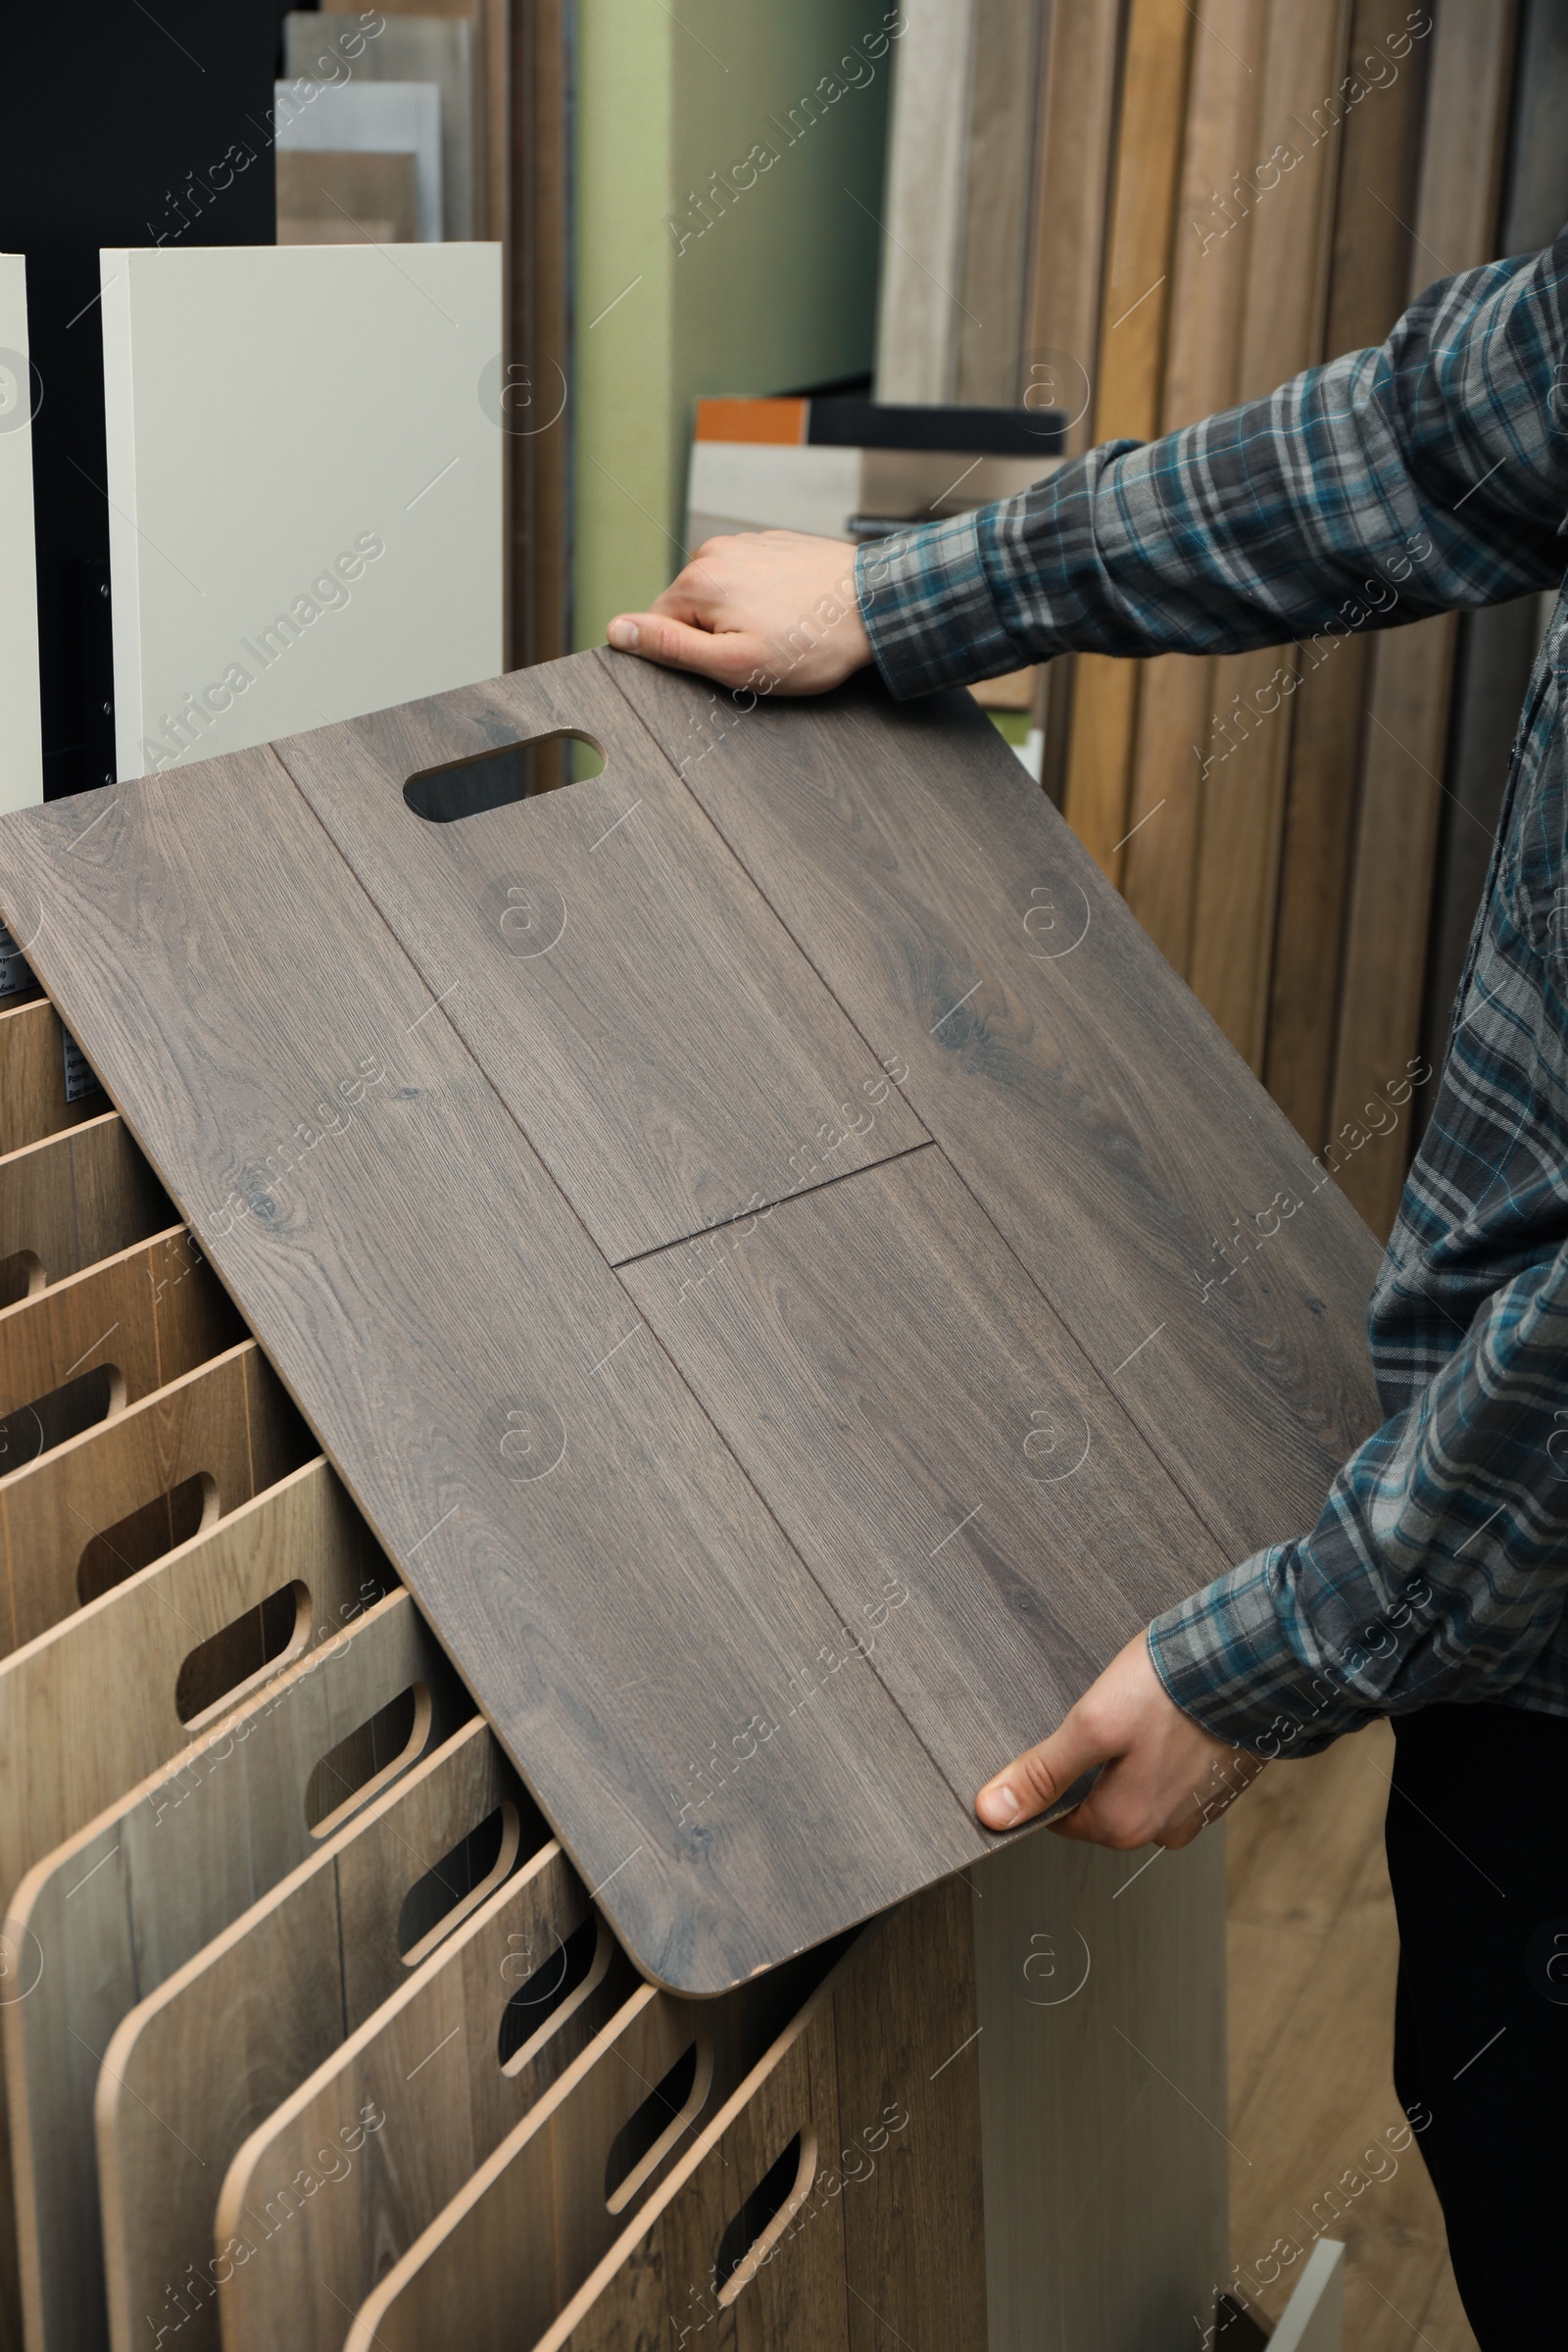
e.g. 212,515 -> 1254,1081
857,229 -> 1568,1755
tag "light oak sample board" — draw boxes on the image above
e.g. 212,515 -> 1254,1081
287,12 -> 481,242
0,258 -> 41,814
98,243 -> 503,783
273,78 -> 441,240
0,652 -> 1383,1998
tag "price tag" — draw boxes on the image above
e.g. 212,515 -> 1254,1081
61,1027 -> 106,1105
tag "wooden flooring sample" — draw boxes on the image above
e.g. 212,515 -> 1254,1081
272,660 -> 926,1261
0,735 -> 975,1995
0,651 -> 1383,1994
622,1145 -> 1226,1804
609,659 -> 1382,1565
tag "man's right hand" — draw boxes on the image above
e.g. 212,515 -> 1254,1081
606,529 -> 873,696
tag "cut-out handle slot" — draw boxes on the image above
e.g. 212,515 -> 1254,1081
399,1800 -> 522,1967
307,1683 -> 431,1837
1,1361 -> 122,1480
76,1469 -> 218,1605
0,1249 -> 44,1308
714,2129 -> 816,2307
497,1913 -> 608,2076
174,1579 -> 312,1728
403,729 -> 605,822
604,2035 -> 714,2215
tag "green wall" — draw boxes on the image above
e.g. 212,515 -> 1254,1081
573,2 -> 897,648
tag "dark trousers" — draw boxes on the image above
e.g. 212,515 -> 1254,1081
1386,1701 -> 1568,2346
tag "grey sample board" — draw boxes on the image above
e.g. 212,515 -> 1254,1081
0,650 -> 1383,1991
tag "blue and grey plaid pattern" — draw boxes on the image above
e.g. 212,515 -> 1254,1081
858,232 -> 1568,1752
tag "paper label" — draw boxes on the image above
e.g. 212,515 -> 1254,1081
61,1028 -> 105,1105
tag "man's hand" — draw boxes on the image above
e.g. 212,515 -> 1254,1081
975,1632 -> 1266,1849
607,530 -> 873,696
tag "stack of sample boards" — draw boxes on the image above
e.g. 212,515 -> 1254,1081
0,654 -> 1382,2349
875,0 -> 1566,1240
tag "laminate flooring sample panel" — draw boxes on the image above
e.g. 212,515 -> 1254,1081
0,650 -> 1384,1989
272,661 -> 928,1260
609,656 -> 1385,1567
0,736 -> 975,1993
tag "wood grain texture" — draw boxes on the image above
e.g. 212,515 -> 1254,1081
0,999 -> 101,1155
365,1965 -> 851,2352
212,1855 -> 633,2352
1263,0 -> 1431,1147
0,1340 -> 311,1656
1022,0 -> 1124,455
506,0 -> 572,667
4,1586 -> 469,2352
622,1145 -> 1227,1804
1122,0 -> 1267,969
272,659 -> 927,1262
873,0 -> 978,402
607,659 -> 1383,1567
1326,0 -> 1517,1236
1187,0 -> 1353,1069
271,1956 -> 813,2352
1050,0 -> 1188,910
98,1720 -> 550,2352
0,740 -> 982,1994
0,1113 -> 171,1289
954,0 -> 1049,408
830,1878 -> 988,2352
0,1224 -> 241,1432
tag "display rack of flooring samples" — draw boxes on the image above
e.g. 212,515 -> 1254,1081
0,658 -> 1383,2348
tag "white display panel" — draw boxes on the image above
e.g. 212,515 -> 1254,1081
100,242 -> 503,782
0,253 -> 43,812
275,79 -> 443,242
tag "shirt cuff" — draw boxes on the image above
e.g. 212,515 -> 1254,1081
855,514 -> 1030,699
1146,1544 -> 1371,1758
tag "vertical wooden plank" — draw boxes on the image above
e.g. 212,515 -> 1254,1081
954,0 -> 1049,406
974,1825 -> 1228,2350
1121,0 -> 1266,970
1264,0 -> 1432,1146
873,0 -> 979,402
508,0 -> 573,668
1061,0 -> 1196,880
1326,0 -> 1518,1235
1186,0 -> 1354,1069
831,1880 -> 988,2352
1021,0 -> 1124,457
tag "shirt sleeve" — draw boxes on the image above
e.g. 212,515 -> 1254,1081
857,232 -> 1568,698
1147,1236 -> 1568,1755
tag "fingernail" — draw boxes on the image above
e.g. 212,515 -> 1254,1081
608,619 -> 639,651
977,1781 -> 1021,1828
